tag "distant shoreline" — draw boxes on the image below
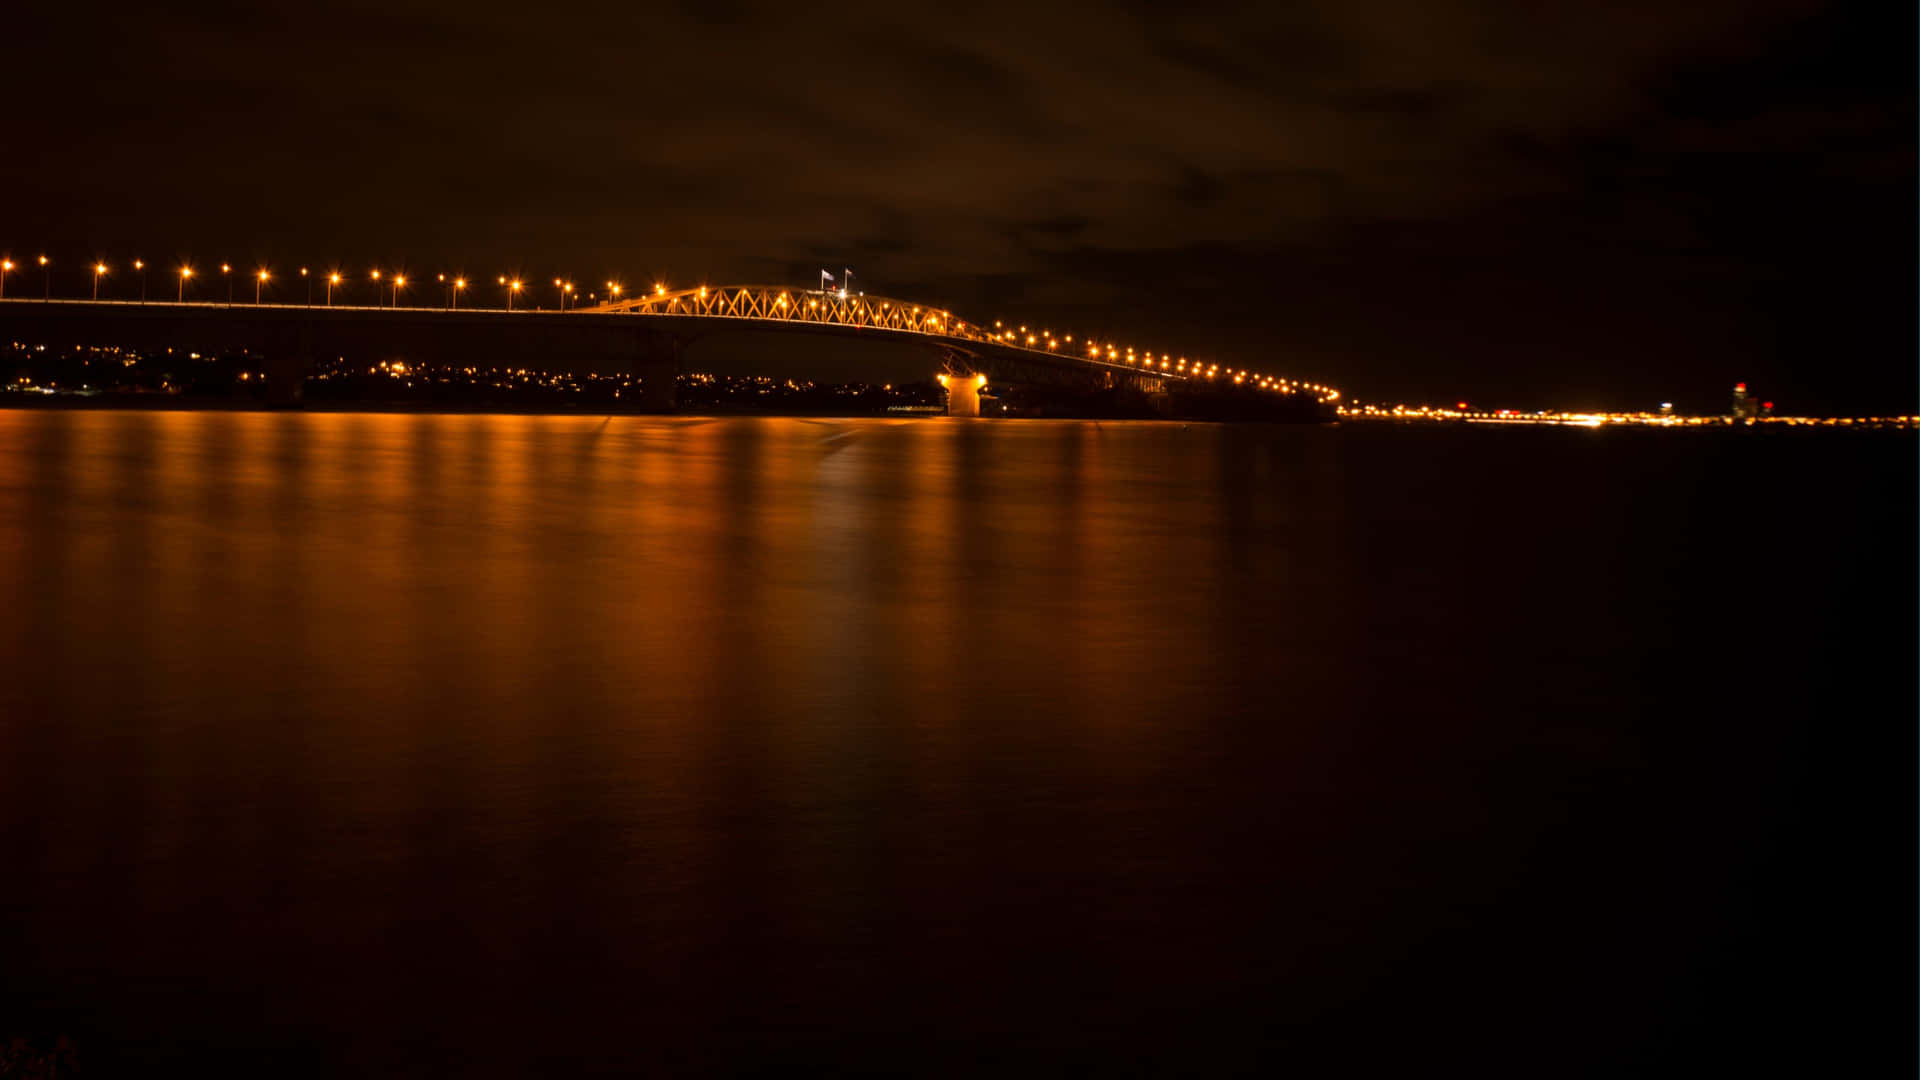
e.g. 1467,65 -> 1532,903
3,394 -> 1911,429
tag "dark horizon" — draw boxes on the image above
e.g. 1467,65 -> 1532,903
6,0 -> 1913,415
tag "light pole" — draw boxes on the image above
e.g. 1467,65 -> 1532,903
328,272 -> 340,306
608,281 -> 622,304
93,263 -> 107,300
453,278 -> 465,310
301,268 -> 310,306
178,266 -> 193,302
393,275 -> 405,307
135,260 -> 146,303
0,259 -> 11,299
222,263 -> 232,306
439,273 -> 448,309
256,269 -> 269,304
370,270 -> 381,307
39,256 -> 49,300
502,276 -> 522,311
554,278 -> 563,311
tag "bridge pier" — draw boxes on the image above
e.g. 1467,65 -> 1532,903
633,330 -> 682,412
263,320 -> 314,406
940,371 -> 985,417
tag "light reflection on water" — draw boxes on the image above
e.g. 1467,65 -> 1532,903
0,410 -> 1906,1074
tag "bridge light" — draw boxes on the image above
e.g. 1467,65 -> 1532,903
370,269 -> 379,280
655,283 -> 665,295
38,255 -> 48,266
180,266 -> 193,278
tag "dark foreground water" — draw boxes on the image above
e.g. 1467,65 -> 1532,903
0,411 -> 1910,1075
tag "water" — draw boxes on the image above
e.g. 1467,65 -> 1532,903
0,411 -> 1909,1075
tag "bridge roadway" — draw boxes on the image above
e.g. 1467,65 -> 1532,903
0,292 -> 1185,410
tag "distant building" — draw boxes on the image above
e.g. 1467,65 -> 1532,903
1730,382 -> 1759,420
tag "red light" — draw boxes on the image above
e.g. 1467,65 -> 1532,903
1763,402 -> 1773,410
1456,401 -> 1469,410
1734,382 -> 1747,392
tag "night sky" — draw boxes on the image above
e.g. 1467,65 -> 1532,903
7,1 -> 1912,413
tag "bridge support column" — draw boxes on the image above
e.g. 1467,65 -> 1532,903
633,331 -> 682,412
940,372 -> 984,417
263,321 -> 314,406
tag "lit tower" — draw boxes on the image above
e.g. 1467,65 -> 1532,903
1730,382 -> 1755,420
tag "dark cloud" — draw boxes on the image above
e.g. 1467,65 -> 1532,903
4,0 -> 1910,411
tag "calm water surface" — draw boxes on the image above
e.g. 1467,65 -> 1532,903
0,411 -> 1909,1075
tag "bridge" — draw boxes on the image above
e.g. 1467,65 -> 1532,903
0,284 -> 1339,416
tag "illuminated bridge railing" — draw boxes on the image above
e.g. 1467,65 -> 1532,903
585,285 -> 1191,382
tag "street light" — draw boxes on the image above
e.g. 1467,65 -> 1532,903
256,269 -> 269,304
134,260 -> 146,303
439,273 -> 448,309
0,258 -> 11,300
301,267 -> 310,306
327,272 -> 341,306
370,269 -> 381,308
178,265 -> 193,302
221,263 -> 232,306
505,278 -> 522,311
39,255 -> 49,300
93,263 -> 107,300
453,278 -> 465,310
562,282 -> 573,310
393,275 -> 405,307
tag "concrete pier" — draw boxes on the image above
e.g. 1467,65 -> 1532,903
941,371 -> 984,417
